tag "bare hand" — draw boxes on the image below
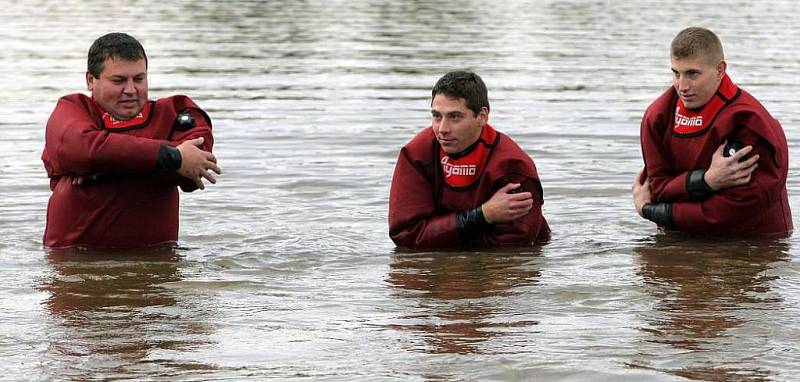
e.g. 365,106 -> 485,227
176,137 -> 221,190
481,183 -> 534,224
704,142 -> 759,191
632,168 -> 651,217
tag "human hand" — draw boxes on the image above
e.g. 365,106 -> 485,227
481,183 -> 534,224
176,137 -> 222,190
632,168 -> 651,217
703,141 -> 759,191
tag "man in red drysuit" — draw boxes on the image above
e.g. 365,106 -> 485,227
389,71 -> 550,249
633,27 -> 792,237
42,32 -> 221,248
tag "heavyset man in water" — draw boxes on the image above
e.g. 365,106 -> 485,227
389,71 -> 550,248
41,33 -> 221,248
633,27 -> 792,237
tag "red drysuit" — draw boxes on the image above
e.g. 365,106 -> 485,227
389,124 -> 550,248
41,94 -> 214,248
641,75 -> 792,237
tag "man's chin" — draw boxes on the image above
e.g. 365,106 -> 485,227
440,147 -> 458,155
112,108 -> 141,121
680,97 -> 707,110
438,141 -> 458,153
109,112 -> 134,121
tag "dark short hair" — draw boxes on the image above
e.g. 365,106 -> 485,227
431,71 -> 490,116
671,27 -> 724,65
87,32 -> 148,78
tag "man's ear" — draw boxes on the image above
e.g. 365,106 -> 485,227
86,71 -> 94,91
478,107 -> 489,124
717,60 -> 727,79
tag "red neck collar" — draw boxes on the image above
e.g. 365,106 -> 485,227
439,124 -> 498,188
92,98 -> 152,131
673,74 -> 738,136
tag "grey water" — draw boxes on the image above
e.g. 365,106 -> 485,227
1,1 -> 799,380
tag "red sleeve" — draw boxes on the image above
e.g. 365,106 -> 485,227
474,176 -> 547,246
165,97 -> 214,149
388,147 -> 461,249
671,129 -> 780,234
42,96 -> 164,178
640,106 -> 693,203
156,102 -> 215,192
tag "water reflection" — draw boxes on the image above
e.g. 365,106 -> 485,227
386,248 -> 542,354
40,247 -> 217,379
630,235 -> 789,381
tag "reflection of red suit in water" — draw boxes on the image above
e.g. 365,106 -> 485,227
389,124 -> 549,248
41,94 -> 214,248
641,75 -> 792,236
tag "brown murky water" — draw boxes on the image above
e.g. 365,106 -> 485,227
1,1 -> 799,380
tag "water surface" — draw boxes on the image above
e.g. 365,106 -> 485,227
1,1 -> 799,380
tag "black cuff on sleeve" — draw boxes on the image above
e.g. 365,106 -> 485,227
642,202 -> 673,228
155,144 -> 182,173
456,207 -> 490,240
686,169 -> 715,200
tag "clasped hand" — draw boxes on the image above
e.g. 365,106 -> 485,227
177,137 -> 222,190
481,183 -> 534,224
632,141 -> 758,216
703,141 -> 759,191
632,168 -> 651,216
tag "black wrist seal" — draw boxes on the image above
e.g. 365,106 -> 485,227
456,207 -> 490,240
155,144 -> 182,172
642,202 -> 673,228
686,169 -> 715,200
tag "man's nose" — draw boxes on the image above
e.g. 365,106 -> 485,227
123,79 -> 136,94
437,119 -> 450,134
676,76 -> 690,92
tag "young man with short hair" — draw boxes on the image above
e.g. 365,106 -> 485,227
389,71 -> 550,248
633,27 -> 792,237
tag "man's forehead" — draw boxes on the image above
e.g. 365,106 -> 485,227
102,57 -> 147,75
671,55 -> 716,70
431,94 -> 468,110
105,55 -> 146,64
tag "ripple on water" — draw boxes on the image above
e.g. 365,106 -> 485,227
1,0 -> 800,381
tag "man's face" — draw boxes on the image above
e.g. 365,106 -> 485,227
86,57 -> 147,121
671,55 -> 725,109
431,94 -> 487,154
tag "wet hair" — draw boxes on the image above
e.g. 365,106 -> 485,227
671,27 -> 724,65
87,32 -> 148,78
431,71 -> 490,116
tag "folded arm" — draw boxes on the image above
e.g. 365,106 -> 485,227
472,177 -> 546,246
42,96 -> 219,191
42,97 -> 165,177
389,149 -> 544,248
388,149 -> 461,248
640,134 -> 779,234
156,107 -> 218,192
